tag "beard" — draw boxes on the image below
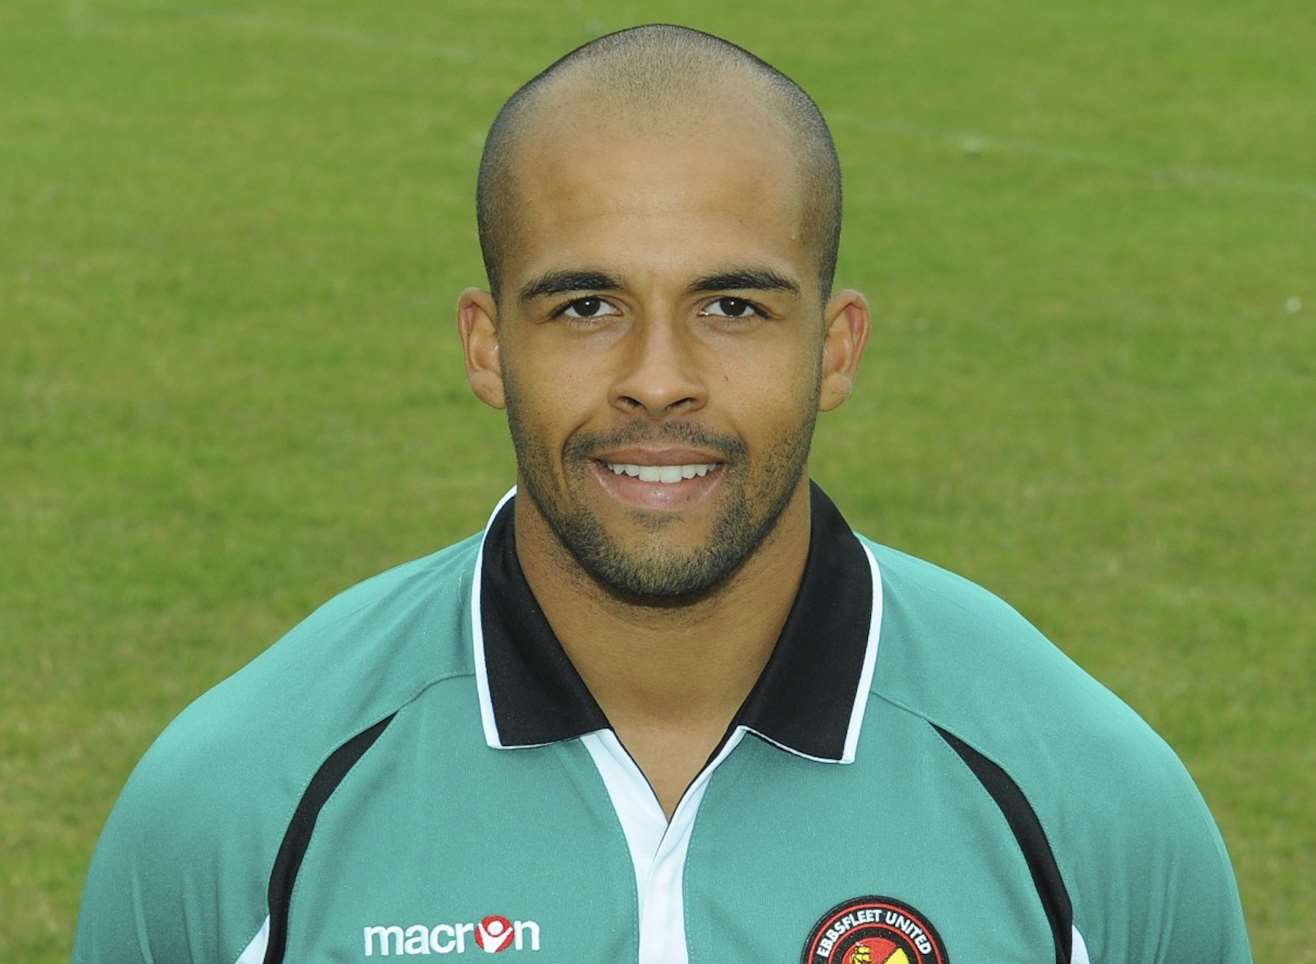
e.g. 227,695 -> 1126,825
503,375 -> 820,604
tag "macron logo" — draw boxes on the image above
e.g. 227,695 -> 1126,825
475,915 -> 516,953
364,915 -> 540,956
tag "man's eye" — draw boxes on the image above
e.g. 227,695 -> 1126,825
700,297 -> 760,319
559,297 -> 620,320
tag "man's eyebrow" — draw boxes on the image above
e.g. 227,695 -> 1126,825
686,268 -> 801,296
518,270 -> 622,303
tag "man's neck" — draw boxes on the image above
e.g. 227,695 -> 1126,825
513,478 -> 813,815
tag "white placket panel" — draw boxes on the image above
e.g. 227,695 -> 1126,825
1071,926 -> 1091,964
232,916 -> 269,963
581,727 -> 748,964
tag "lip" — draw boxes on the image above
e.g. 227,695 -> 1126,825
589,459 -> 725,511
592,447 -> 726,467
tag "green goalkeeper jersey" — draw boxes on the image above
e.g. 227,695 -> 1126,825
73,483 -> 1251,963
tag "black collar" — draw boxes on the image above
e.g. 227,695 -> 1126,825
477,481 -> 876,762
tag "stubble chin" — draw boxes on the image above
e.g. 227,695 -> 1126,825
510,434 -> 811,605
502,364 -> 817,602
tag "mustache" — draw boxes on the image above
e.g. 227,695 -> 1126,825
565,422 -> 747,462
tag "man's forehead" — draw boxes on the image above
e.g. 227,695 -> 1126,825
516,70 -> 794,154
517,135 -> 796,218
507,151 -> 809,298
509,95 -> 807,237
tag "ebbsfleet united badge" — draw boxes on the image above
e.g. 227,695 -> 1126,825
801,896 -> 949,964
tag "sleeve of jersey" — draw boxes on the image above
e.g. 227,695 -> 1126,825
71,711 -> 276,963
1060,732 -> 1252,964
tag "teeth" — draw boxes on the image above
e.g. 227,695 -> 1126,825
604,463 -> 716,484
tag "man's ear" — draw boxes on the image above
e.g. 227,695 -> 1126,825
457,288 -> 505,410
818,288 -> 871,412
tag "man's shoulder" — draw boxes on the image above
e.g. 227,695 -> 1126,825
154,529 -> 483,777
861,536 -> 1230,878
858,537 -> 1249,960
75,532 -> 487,961
864,538 -> 1142,739
861,537 -> 1194,809
116,529 -> 485,841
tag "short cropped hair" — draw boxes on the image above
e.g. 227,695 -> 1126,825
476,24 -> 842,303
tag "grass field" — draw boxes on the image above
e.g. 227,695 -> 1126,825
2,0 -> 1313,960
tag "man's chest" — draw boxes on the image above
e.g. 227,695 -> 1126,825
277,724 -> 1056,963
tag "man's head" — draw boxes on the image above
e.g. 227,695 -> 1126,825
458,24 -> 869,603
476,24 -> 843,305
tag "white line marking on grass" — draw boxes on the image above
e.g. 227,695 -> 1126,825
190,8 -> 476,63
65,3 -> 478,63
64,0 -> 94,36
217,11 -> 473,62
834,113 -> 1316,202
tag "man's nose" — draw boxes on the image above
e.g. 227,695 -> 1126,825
608,315 -> 706,418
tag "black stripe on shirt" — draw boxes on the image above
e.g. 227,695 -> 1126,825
935,724 -> 1073,964
262,713 -> 396,964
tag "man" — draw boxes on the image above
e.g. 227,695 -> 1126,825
74,24 -> 1251,964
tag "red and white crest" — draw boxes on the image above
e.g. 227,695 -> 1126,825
802,896 -> 948,964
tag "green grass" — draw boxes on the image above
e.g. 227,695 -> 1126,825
2,0 -> 1312,959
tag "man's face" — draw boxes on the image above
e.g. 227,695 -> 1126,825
490,101 -> 830,601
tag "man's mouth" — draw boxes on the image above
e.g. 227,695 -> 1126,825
601,462 -> 718,484
586,449 -> 727,510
